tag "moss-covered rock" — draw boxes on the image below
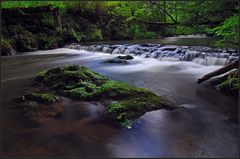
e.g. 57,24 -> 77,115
24,93 -> 58,104
19,92 -> 58,116
33,65 -> 168,119
20,65 -> 172,127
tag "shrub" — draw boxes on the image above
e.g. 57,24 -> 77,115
212,15 -> 238,48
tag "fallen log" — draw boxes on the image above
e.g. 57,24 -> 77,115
210,70 -> 238,86
197,60 -> 238,84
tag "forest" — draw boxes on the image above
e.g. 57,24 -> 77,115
2,1 -> 239,54
1,1 -> 239,158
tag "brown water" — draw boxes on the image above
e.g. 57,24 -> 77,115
1,48 -> 238,157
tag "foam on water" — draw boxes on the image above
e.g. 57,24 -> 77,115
66,43 -> 238,67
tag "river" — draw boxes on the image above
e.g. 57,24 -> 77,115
1,37 -> 239,157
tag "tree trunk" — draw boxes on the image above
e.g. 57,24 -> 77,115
54,7 -> 62,35
197,60 -> 238,84
163,1 -> 166,23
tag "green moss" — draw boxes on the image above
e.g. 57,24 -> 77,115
65,87 -> 90,99
107,94 -> 162,119
64,81 -> 99,99
34,66 -> 164,109
64,65 -> 80,71
26,101 -> 38,110
30,65 -> 168,125
108,101 -> 125,113
25,93 -> 57,104
78,81 -> 98,92
99,80 -> 158,100
35,70 -> 47,82
120,96 -> 163,110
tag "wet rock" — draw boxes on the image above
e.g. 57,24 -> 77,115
139,43 -> 152,47
105,58 -> 128,64
19,65 -> 173,127
161,47 -> 177,51
145,54 -> 151,58
24,93 -> 58,104
206,32 -> 215,37
116,55 -> 134,60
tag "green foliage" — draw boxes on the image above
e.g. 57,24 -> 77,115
1,37 -> 15,50
71,28 -> 81,42
108,102 -> 132,129
106,2 -> 132,18
36,70 -> 47,80
212,15 -> 238,47
1,1 -> 69,9
176,26 -> 196,35
2,1 -> 238,47
128,24 -> 157,39
221,74 -> 240,90
142,31 -> 157,39
91,29 -> 103,41
129,24 -> 142,39
1,38 -> 11,48
8,25 -> 38,51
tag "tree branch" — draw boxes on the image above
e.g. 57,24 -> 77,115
148,1 -> 177,24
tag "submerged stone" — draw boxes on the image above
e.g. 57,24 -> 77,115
105,58 -> 128,64
116,55 -> 134,60
104,55 -> 133,64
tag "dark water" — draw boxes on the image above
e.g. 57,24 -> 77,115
1,48 -> 238,157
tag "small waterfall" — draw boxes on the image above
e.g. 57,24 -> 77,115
65,43 -> 238,66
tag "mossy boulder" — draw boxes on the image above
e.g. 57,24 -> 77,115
24,93 -> 58,104
34,65 -> 169,118
20,65 -> 172,127
18,92 -> 58,116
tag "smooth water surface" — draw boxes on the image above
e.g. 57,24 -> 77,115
1,48 -> 238,158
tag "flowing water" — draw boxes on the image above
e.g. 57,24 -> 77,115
1,39 -> 239,157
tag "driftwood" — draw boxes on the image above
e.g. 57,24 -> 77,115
197,60 -> 238,84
